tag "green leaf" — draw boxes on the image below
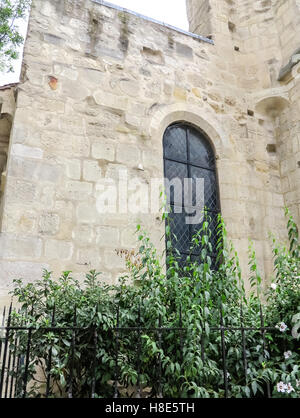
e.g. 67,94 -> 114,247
60,373 -> 66,387
244,387 -> 251,398
251,381 -> 257,396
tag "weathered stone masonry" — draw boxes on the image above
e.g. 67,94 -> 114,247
0,0 -> 299,306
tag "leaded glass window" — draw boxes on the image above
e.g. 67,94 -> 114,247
163,123 -> 220,264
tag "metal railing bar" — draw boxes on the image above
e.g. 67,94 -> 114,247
0,304 -> 12,399
45,306 -> 56,398
113,304 -> 120,399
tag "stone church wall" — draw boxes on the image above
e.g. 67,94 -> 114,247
0,0 -> 299,306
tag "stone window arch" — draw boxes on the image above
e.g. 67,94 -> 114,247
163,122 -> 220,264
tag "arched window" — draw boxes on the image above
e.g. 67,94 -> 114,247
163,123 -> 220,265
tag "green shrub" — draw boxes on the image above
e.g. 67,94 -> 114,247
9,209 -> 300,398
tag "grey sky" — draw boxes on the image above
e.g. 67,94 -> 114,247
0,0 -> 189,86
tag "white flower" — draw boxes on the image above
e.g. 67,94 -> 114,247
284,351 -> 292,359
286,383 -> 295,394
276,322 -> 288,332
277,382 -> 286,393
226,372 -> 231,380
296,379 -> 300,388
270,283 -> 277,290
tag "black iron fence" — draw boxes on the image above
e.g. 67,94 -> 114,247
0,303 -> 277,399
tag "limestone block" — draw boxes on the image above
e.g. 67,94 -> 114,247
40,1 -> 56,18
79,68 -> 104,85
281,176 -> 290,193
96,226 -> 120,247
10,122 -> 29,144
93,91 -> 128,112
1,208 -> 37,235
119,79 -> 140,97
192,88 -> 202,98
34,98 -> 65,114
127,102 -> 147,118
272,193 -> 284,208
34,113 -> 61,134
92,139 -> 115,161
115,125 -> 132,134
53,63 -> 78,81
144,80 -> 162,99
38,212 -> 60,235
97,213 -> 136,228
236,186 -> 252,202
173,87 -> 188,101
176,42 -> 193,59
44,239 -> 74,261
83,160 -> 102,182
72,224 -> 95,244
40,185 -> 56,209
53,219 -> 71,242
43,33 -> 66,47
11,144 -> 43,160
116,144 -> 141,166
76,248 -> 101,267
25,68 -> 45,87
60,115 -> 85,135
187,72 -> 206,89
10,157 -> 62,183
76,202 -> 100,224
38,162 -> 63,183
64,181 -> 93,201
125,113 -> 143,129
141,47 -> 165,65
288,170 -> 300,190
219,183 -> 237,200
280,159 -> 290,176
5,178 -> 37,204
221,199 -> 246,219
142,150 -> 163,172
0,234 -> 43,260
120,227 -> 138,248
0,261 -> 50,290
54,200 -> 74,220
61,79 -> 90,100
91,46 -> 125,62
66,159 -> 81,180
164,80 -> 173,96
40,132 -> 90,158
104,250 -> 126,270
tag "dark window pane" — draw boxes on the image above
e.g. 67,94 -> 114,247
168,206 -> 190,253
164,160 -> 188,205
190,166 -> 219,210
163,125 -> 187,162
188,127 -> 215,169
163,123 -> 220,267
164,159 -> 188,182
